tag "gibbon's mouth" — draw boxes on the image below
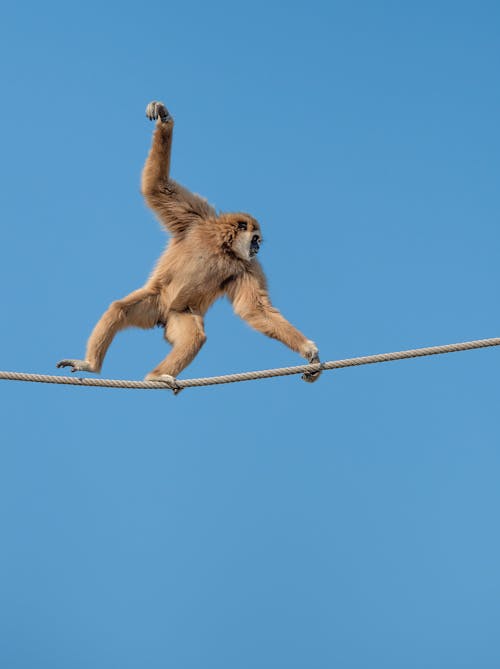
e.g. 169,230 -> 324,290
250,240 -> 260,257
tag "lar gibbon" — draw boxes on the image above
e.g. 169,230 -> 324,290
57,101 -> 321,387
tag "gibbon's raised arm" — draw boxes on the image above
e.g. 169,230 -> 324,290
225,264 -> 321,382
142,102 -> 174,187
141,101 -> 215,237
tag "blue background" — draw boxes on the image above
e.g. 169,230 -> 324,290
0,1 -> 499,667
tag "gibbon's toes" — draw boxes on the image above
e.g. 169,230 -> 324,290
56,359 -> 94,373
145,101 -> 172,124
144,372 -> 182,394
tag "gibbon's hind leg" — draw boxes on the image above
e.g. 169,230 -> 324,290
57,288 -> 159,374
145,311 -> 207,382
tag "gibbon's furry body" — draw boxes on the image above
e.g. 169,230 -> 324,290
57,101 -> 321,386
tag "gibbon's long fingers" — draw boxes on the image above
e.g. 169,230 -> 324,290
300,342 -> 322,383
301,353 -> 322,383
145,101 -> 172,124
302,370 -> 322,383
56,359 -> 96,373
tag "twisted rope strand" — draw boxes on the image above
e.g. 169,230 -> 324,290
0,337 -> 498,392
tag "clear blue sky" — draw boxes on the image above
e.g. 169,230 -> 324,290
0,1 -> 499,667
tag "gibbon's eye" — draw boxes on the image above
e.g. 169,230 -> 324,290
237,221 -> 248,230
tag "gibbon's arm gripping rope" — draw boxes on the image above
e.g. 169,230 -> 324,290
0,337 -> 499,393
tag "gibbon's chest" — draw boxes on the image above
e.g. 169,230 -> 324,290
159,247 -> 239,312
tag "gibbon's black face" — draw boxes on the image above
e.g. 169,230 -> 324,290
233,218 -> 262,261
250,234 -> 260,257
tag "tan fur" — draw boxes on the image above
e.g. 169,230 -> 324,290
57,102 -> 321,383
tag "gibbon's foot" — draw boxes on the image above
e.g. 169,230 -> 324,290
56,359 -> 97,373
145,101 -> 172,124
301,341 -> 322,383
144,372 -> 182,395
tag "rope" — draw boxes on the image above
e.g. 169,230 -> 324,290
0,337 -> 498,393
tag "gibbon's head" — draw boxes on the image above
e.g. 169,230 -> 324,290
219,213 -> 262,262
